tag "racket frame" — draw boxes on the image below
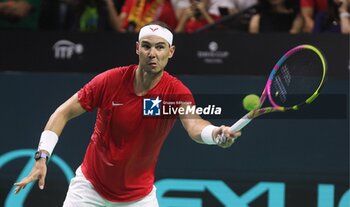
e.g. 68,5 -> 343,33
230,44 -> 327,132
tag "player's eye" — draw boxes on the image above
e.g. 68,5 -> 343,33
156,45 -> 165,49
142,44 -> 151,49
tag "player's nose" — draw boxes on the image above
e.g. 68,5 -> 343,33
148,47 -> 156,58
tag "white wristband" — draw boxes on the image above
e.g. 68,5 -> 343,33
38,130 -> 59,155
340,12 -> 350,18
201,125 -> 218,145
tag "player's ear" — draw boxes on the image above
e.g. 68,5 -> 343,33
168,45 -> 175,58
136,41 -> 140,55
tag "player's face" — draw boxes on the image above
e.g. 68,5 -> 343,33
136,36 -> 175,75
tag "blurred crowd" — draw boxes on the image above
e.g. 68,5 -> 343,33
0,0 -> 349,34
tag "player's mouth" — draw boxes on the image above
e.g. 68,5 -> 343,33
149,62 -> 157,67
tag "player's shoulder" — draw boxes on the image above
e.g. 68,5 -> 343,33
89,65 -> 135,90
163,72 -> 184,86
163,71 -> 191,92
105,65 -> 136,76
99,65 -> 136,81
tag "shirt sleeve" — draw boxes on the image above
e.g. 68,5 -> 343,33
174,81 -> 195,106
78,71 -> 109,112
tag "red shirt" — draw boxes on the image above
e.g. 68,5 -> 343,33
78,65 -> 194,202
300,0 -> 328,11
121,0 -> 178,30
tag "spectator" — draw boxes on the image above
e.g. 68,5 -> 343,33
300,0 -> 328,33
37,0 -> 60,30
171,0 -> 192,20
208,0 -> 236,16
39,0 -> 125,31
187,0 -> 258,18
313,0 -> 350,33
0,0 -> 41,30
120,0 -> 178,32
63,0 -> 124,32
313,0 -> 342,33
249,0 -> 303,33
232,0 -> 258,11
175,0 -> 220,33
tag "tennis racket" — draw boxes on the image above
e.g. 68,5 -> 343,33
230,44 -> 327,132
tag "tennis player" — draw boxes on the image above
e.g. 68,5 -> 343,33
14,22 -> 241,207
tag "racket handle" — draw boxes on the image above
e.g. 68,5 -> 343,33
229,117 -> 252,132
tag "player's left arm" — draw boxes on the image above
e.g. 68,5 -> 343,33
179,104 -> 241,148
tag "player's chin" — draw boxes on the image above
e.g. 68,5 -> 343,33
146,66 -> 163,74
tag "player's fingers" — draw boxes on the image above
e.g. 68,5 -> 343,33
216,134 -> 226,145
215,126 -> 241,146
218,125 -> 226,135
14,179 -> 30,194
14,171 -> 41,188
215,126 -> 226,144
14,185 -> 24,194
38,174 -> 46,190
218,138 -> 234,148
225,137 -> 235,145
14,176 -> 33,187
228,131 -> 241,138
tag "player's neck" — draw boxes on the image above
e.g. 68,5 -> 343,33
134,67 -> 163,96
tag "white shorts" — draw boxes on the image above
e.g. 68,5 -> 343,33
62,167 -> 159,207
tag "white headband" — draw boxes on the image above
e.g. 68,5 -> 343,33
138,25 -> 173,45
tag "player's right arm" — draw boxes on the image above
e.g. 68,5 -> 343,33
179,104 -> 241,148
14,93 -> 86,194
44,93 -> 86,136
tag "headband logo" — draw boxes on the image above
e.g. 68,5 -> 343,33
150,27 -> 159,32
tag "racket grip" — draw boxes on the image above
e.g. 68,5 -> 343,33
229,118 -> 252,132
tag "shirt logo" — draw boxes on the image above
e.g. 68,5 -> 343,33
112,101 -> 123,106
143,96 -> 161,116
150,27 -> 159,32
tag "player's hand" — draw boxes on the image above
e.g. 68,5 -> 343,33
213,125 -> 241,148
14,159 -> 47,194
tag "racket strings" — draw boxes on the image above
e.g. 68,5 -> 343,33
270,48 -> 325,108
273,65 -> 290,103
